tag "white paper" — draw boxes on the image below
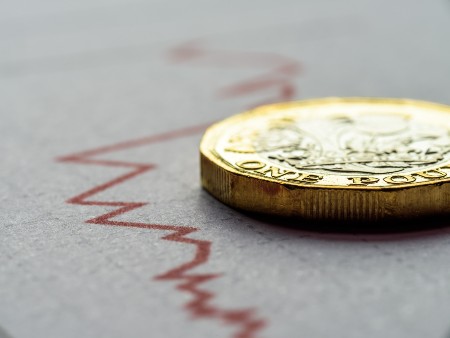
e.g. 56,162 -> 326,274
1,1 -> 450,337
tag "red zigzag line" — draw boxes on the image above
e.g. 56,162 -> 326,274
57,123 -> 266,338
170,40 -> 300,106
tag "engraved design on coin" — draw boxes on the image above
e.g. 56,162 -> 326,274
202,99 -> 450,219
252,114 -> 450,175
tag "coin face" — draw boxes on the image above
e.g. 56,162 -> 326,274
200,98 -> 450,220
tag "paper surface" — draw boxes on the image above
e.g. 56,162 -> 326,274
1,1 -> 450,337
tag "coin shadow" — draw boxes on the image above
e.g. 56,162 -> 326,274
198,188 -> 450,241
240,211 -> 450,242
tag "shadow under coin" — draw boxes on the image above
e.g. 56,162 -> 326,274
241,211 -> 450,242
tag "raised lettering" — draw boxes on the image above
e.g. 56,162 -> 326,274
348,177 -> 380,186
301,174 -> 323,184
288,173 -> 323,184
236,160 -> 266,170
414,169 -> 447,179
384,174 -> 416,184
255,166 -> 296,178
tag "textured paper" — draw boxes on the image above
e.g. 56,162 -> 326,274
1,1 -> 450,337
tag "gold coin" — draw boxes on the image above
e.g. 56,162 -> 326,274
200,98 -> 450,220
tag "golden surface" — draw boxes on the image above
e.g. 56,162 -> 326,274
200,98 -> 450,220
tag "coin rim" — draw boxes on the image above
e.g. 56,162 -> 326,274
200,97 -> 450,191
